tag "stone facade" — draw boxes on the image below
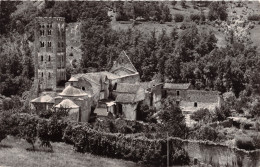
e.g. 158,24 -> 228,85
34,17 -> 66,92
163,83 -> 222,113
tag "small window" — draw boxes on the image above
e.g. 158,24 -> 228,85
40,41 -> 44,47
82,87 -> 85,91
61,55 -> 63,62
61,42 -> 64,48
48,72 -> 51,78
40,30 -> 44,36
48,30 -> 51,35
177,90 -> 180,96
41,25 -> 45,28
48,55 -> 51,61
41,55 -> 43,61
58,42 -> 60,48
47,42 -> 51,47
194,102 -> 198,107
113,83 -> 117,90
42,72 -> 43,77
69,53 -> 73,57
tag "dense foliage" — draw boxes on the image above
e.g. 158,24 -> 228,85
113,2 -> 172,22
0,1 -> 259,101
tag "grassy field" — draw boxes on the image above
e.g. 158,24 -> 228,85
0,136 -> 143,167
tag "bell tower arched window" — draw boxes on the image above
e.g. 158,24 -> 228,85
48,30 -> 52,35
47,42 -> 51,47
40,42 -> 44,47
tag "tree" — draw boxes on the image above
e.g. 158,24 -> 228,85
208,2 -> 228,21
158,97 -> 188,138
181,0 -> 186,8
171,1 -> 177,7
0,1 -> 17,34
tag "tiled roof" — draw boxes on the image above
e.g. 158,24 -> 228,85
55,99 -> 79,109
73,71 -> 119,85
99,71 -> 120,80
163,83 -> 191,90
139,80 -> 162,90
59,85 -> 90,97
73,73 -> 101,85
185,90 -> 220,103
31,95 -> 54,103
68,76 -> 79,82
115,94 -> 138,103
116,83 -> 141,93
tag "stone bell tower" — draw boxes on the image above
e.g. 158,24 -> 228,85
34,17 -> 66,92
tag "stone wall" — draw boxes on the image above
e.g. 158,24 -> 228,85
180,101 -> 220,112
122,103 -> 138,120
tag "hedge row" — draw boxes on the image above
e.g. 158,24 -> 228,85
248,14 -> 260,21
93,117 -> 160,134
63,123 -> 190,166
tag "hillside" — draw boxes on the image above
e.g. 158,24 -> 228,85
110,1 -> 260,50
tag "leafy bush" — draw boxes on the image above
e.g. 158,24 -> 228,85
248,14 -> 260,21
174,14 -> 184,22
252,134 -> 260,149
215,105 -> 231,121
208,2 -> 228,21
190,14 -> 201,22
190,108 -> 211,122
235,136 -> 255,150
171,148 -> 190,165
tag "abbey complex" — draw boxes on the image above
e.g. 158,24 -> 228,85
30,17 -> 222,123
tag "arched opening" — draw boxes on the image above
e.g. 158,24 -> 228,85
48,55 -> 51,61
82,87 -> 85,91
194,102 -> 198,107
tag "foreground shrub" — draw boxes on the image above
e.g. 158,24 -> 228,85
252,134 -> 260,149
174,14 -> 184,22
189,124 -> 226,142
248,14 -> 260,21
215,105 -> 231,121
235,135 -> 255,150
190,13 -> 201,22
190,108 -> 211,122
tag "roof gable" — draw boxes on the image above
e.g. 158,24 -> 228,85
185,90 -> 220,103
31,95 -> 54,103
110,51 -> 137,74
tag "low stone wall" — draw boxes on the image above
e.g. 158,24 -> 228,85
168,137 -> 260,167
